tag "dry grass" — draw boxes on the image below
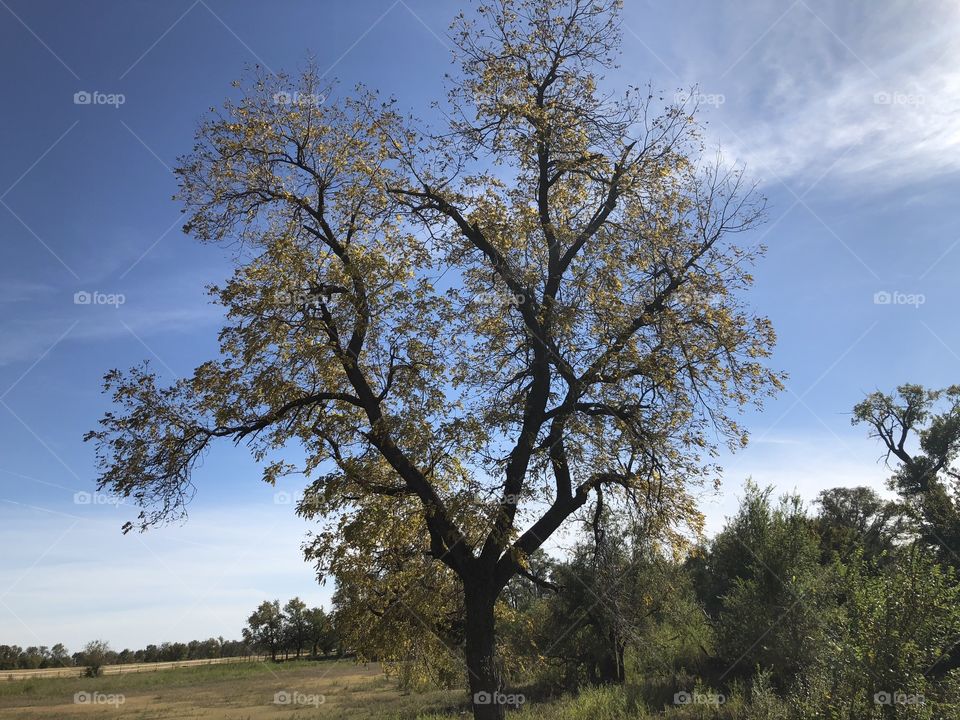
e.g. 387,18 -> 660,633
0,659 -> 463,719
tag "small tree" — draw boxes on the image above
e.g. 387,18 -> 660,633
86,1 -> 781,716
525,514 -> 706,688
701,484 -> 835,686
82,640 -> 110,677
814,486 -> 905,565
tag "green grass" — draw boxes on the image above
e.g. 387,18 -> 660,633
2,660 -> 300,698
0,661 -> 779,719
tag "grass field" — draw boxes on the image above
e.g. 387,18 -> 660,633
0,659 -> 733,719
0,659 -> 463,719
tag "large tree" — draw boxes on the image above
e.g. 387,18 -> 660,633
283,597 -> 308,659
86,1 -> 780,716
242,600 -> 283,662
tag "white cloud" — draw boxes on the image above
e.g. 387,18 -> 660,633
714,0 -> 960,190
622,0 -> 960,192
703,429 -> 895,535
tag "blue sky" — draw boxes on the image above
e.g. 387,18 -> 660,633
1,0 -> 958,652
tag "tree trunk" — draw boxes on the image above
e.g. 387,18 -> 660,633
596,631 -> 626,684
464,586 -> 506,720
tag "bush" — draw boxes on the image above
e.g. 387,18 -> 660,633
80,640 -> 110,677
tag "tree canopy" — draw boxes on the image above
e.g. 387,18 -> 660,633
86,1 -> 782,716
853,383 -> 960,565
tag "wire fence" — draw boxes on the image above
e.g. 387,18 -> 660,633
2,655 -> 267,682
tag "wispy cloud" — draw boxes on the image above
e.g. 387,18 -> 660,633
0,281 -> 57,305
623,0 -> 960,192
0,261 -> 224,369
717,1 -> 960,190
0,304 -> 222,367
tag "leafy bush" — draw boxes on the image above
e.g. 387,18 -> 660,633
80,640 -> 110,677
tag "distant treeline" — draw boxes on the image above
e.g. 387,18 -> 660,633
1,596 -> 339,672
0,637 -> 251,671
